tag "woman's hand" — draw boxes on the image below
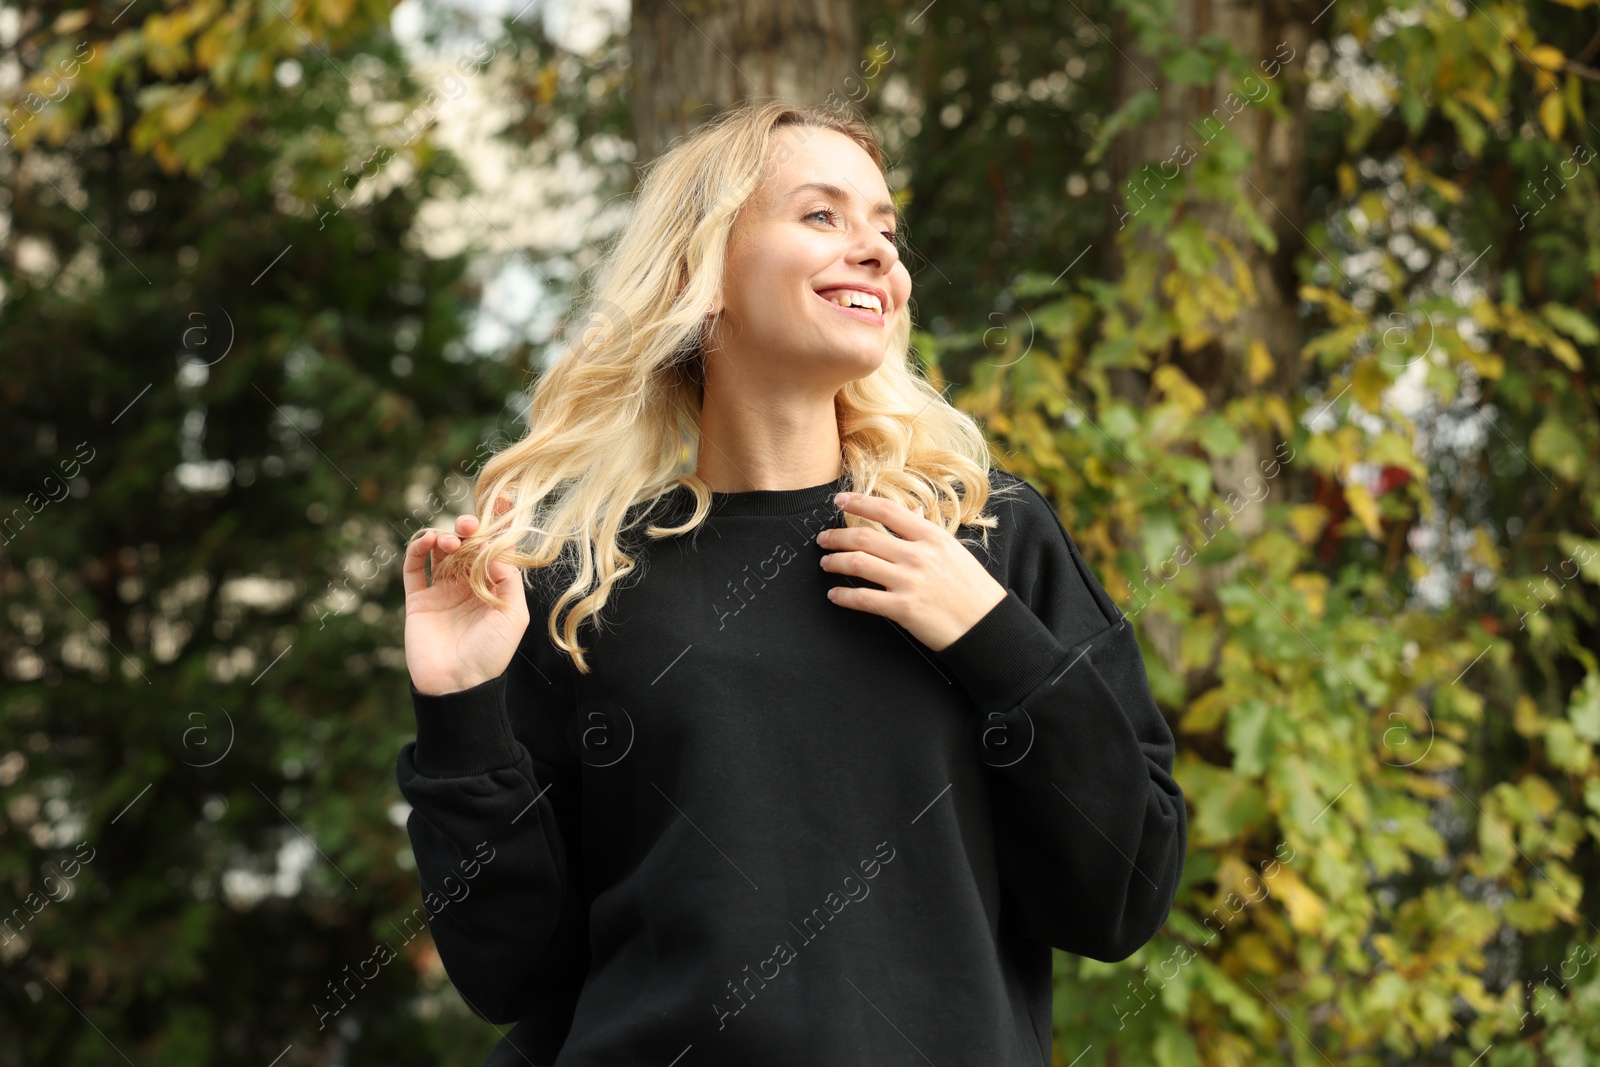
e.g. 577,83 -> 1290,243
403,513 -> 530,696
818,491 -> 1007,652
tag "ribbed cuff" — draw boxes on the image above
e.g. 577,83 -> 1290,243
408,672 -> 524,777
935,590 -> 1069,711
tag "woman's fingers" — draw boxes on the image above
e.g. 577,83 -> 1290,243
402,530 -> 437,598
403,521 -> 477,598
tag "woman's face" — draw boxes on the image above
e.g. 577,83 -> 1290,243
708,126 -> 911,387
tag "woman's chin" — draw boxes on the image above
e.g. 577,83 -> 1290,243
820,342 -> 889,379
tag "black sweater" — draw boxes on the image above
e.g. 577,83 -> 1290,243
395,469 -> 1187,1066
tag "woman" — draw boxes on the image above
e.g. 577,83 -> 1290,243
397,98 -> 1186,1066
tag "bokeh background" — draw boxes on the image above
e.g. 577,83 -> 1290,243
4,0 -> 1600,1063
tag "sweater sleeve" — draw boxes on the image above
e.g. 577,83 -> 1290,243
936,472 -> 1187,962
394,574 -> 589,1033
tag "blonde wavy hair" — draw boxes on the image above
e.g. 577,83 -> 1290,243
421,97 -> 1021,673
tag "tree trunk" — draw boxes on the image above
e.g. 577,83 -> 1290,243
1106,0 -> 1314,673
629,0 -> 862,164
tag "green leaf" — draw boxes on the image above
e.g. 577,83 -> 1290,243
1440,97 -> 1488,157
1194,412 -> 1244,458
1541,302 -> 1600,346
1168,455 -> 1214,502
1226,699 -> 1275,777
1556,535 -> 1600,585
1152,1021 -> 1202,1067
1569,672 -> 1600,743
1142,513 -> 1184,566
1178,755 -> 1270,845
1530,414 -> 1585,482
1086,89 -> 1158,164
1162,48 -> 1218,87
1010,271 -> 1066,301
1479,807 -> 1516,875
1088,334 -> 1142,369
1030,296 -> 1086,340
1402,87 -> 1429,133
1167,220 -> 1216,274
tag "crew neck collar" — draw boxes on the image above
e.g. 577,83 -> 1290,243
704,473 -> 851,518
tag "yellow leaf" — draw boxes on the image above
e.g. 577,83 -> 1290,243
1420,170 -> 1465,204
1456,88 -> 1500,123
1520,775 -> 1562,818
1548,335 -> 1582,371
1268,866 -> 1328,934
1466,526 -> 1502,574
161,87 -> 207,135
1232,932 -> 1281,975
1514,695 -> 1545,738
1344,482 -> 1383,540
1529,45 -> 1567,71
1181,686 -> 1231,733
1401,773 -> 1452,800
1337,162 -> 1358,199
1264,394 -> 1294,440
1287,504 -> 1329,545
1358,191 -> 1388,227
1178,624 -> 1218,673
1247,340 -> 1274,386
1152,364 -> 1208,414
323,0 -> 357,28
1371,932 -> 1404,968
1413,220 -> 1454,251
1473,300 -> 1509,335
1539,91 -> 1566,140
53,8 -> 91,33
1351,357 -> 1388,413
1289,572 -> 1329,618
1461,347 -> 1505,379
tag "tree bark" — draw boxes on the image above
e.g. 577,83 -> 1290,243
1105,0 -> 1314,674
629,0 -> 862,164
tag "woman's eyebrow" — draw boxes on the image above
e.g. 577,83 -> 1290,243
785,180 -> 897,224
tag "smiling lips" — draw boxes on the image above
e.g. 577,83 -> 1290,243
814,286 -> 887,324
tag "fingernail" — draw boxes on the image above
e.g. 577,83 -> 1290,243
834,492 -> 850,505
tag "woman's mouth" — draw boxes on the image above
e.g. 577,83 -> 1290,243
813,289 -> 886,325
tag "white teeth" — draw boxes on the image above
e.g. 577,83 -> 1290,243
822,290 -> 883,314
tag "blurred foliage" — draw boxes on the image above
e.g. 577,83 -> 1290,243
3,0 -> 1600,1064
0,0 -> 616,1064
905,0 -> 1600,1064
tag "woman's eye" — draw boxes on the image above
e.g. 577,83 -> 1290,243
807,210 -> 900,248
